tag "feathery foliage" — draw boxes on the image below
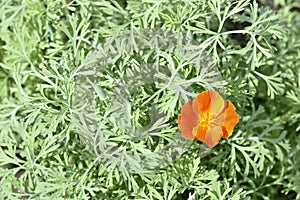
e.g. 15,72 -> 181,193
0,0 -> 299,199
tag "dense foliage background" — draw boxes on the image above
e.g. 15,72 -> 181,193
0,0 -> 299,199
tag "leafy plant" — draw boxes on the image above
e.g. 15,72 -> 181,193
0,0 -> 299,199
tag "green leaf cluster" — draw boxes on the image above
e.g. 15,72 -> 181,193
0,0 -> 299,199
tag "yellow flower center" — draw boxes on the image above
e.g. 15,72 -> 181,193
198,112 -> 224,129
199,113 -> 211,128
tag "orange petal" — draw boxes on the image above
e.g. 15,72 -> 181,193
209,90 -> 225,116
194,91 -> 211,114
204,126 -> 223,148
178,101 -> 197,140
194,124 -> 209,142
178,114 -> 182,127
192,97 -> 199,115
195,90 -> 225,116
212,111 -> 226,127
222,101 -> 239,138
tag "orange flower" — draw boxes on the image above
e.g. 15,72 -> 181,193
178,90 -> 239,148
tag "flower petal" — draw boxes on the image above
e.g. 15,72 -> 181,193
209,90 -> 225,116
222,101 -> 239,138
178,101 -> 197,140
212,111 -> 226,127
204,126 -> 223,148
192,97 -> 199,115
194,90 -> 211,114
194,124 -> 209,142
195,90 -> 225,116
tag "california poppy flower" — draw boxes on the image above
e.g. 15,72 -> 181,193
178,90 -> 239,148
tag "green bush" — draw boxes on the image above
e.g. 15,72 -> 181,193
0,0 -> 299,199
